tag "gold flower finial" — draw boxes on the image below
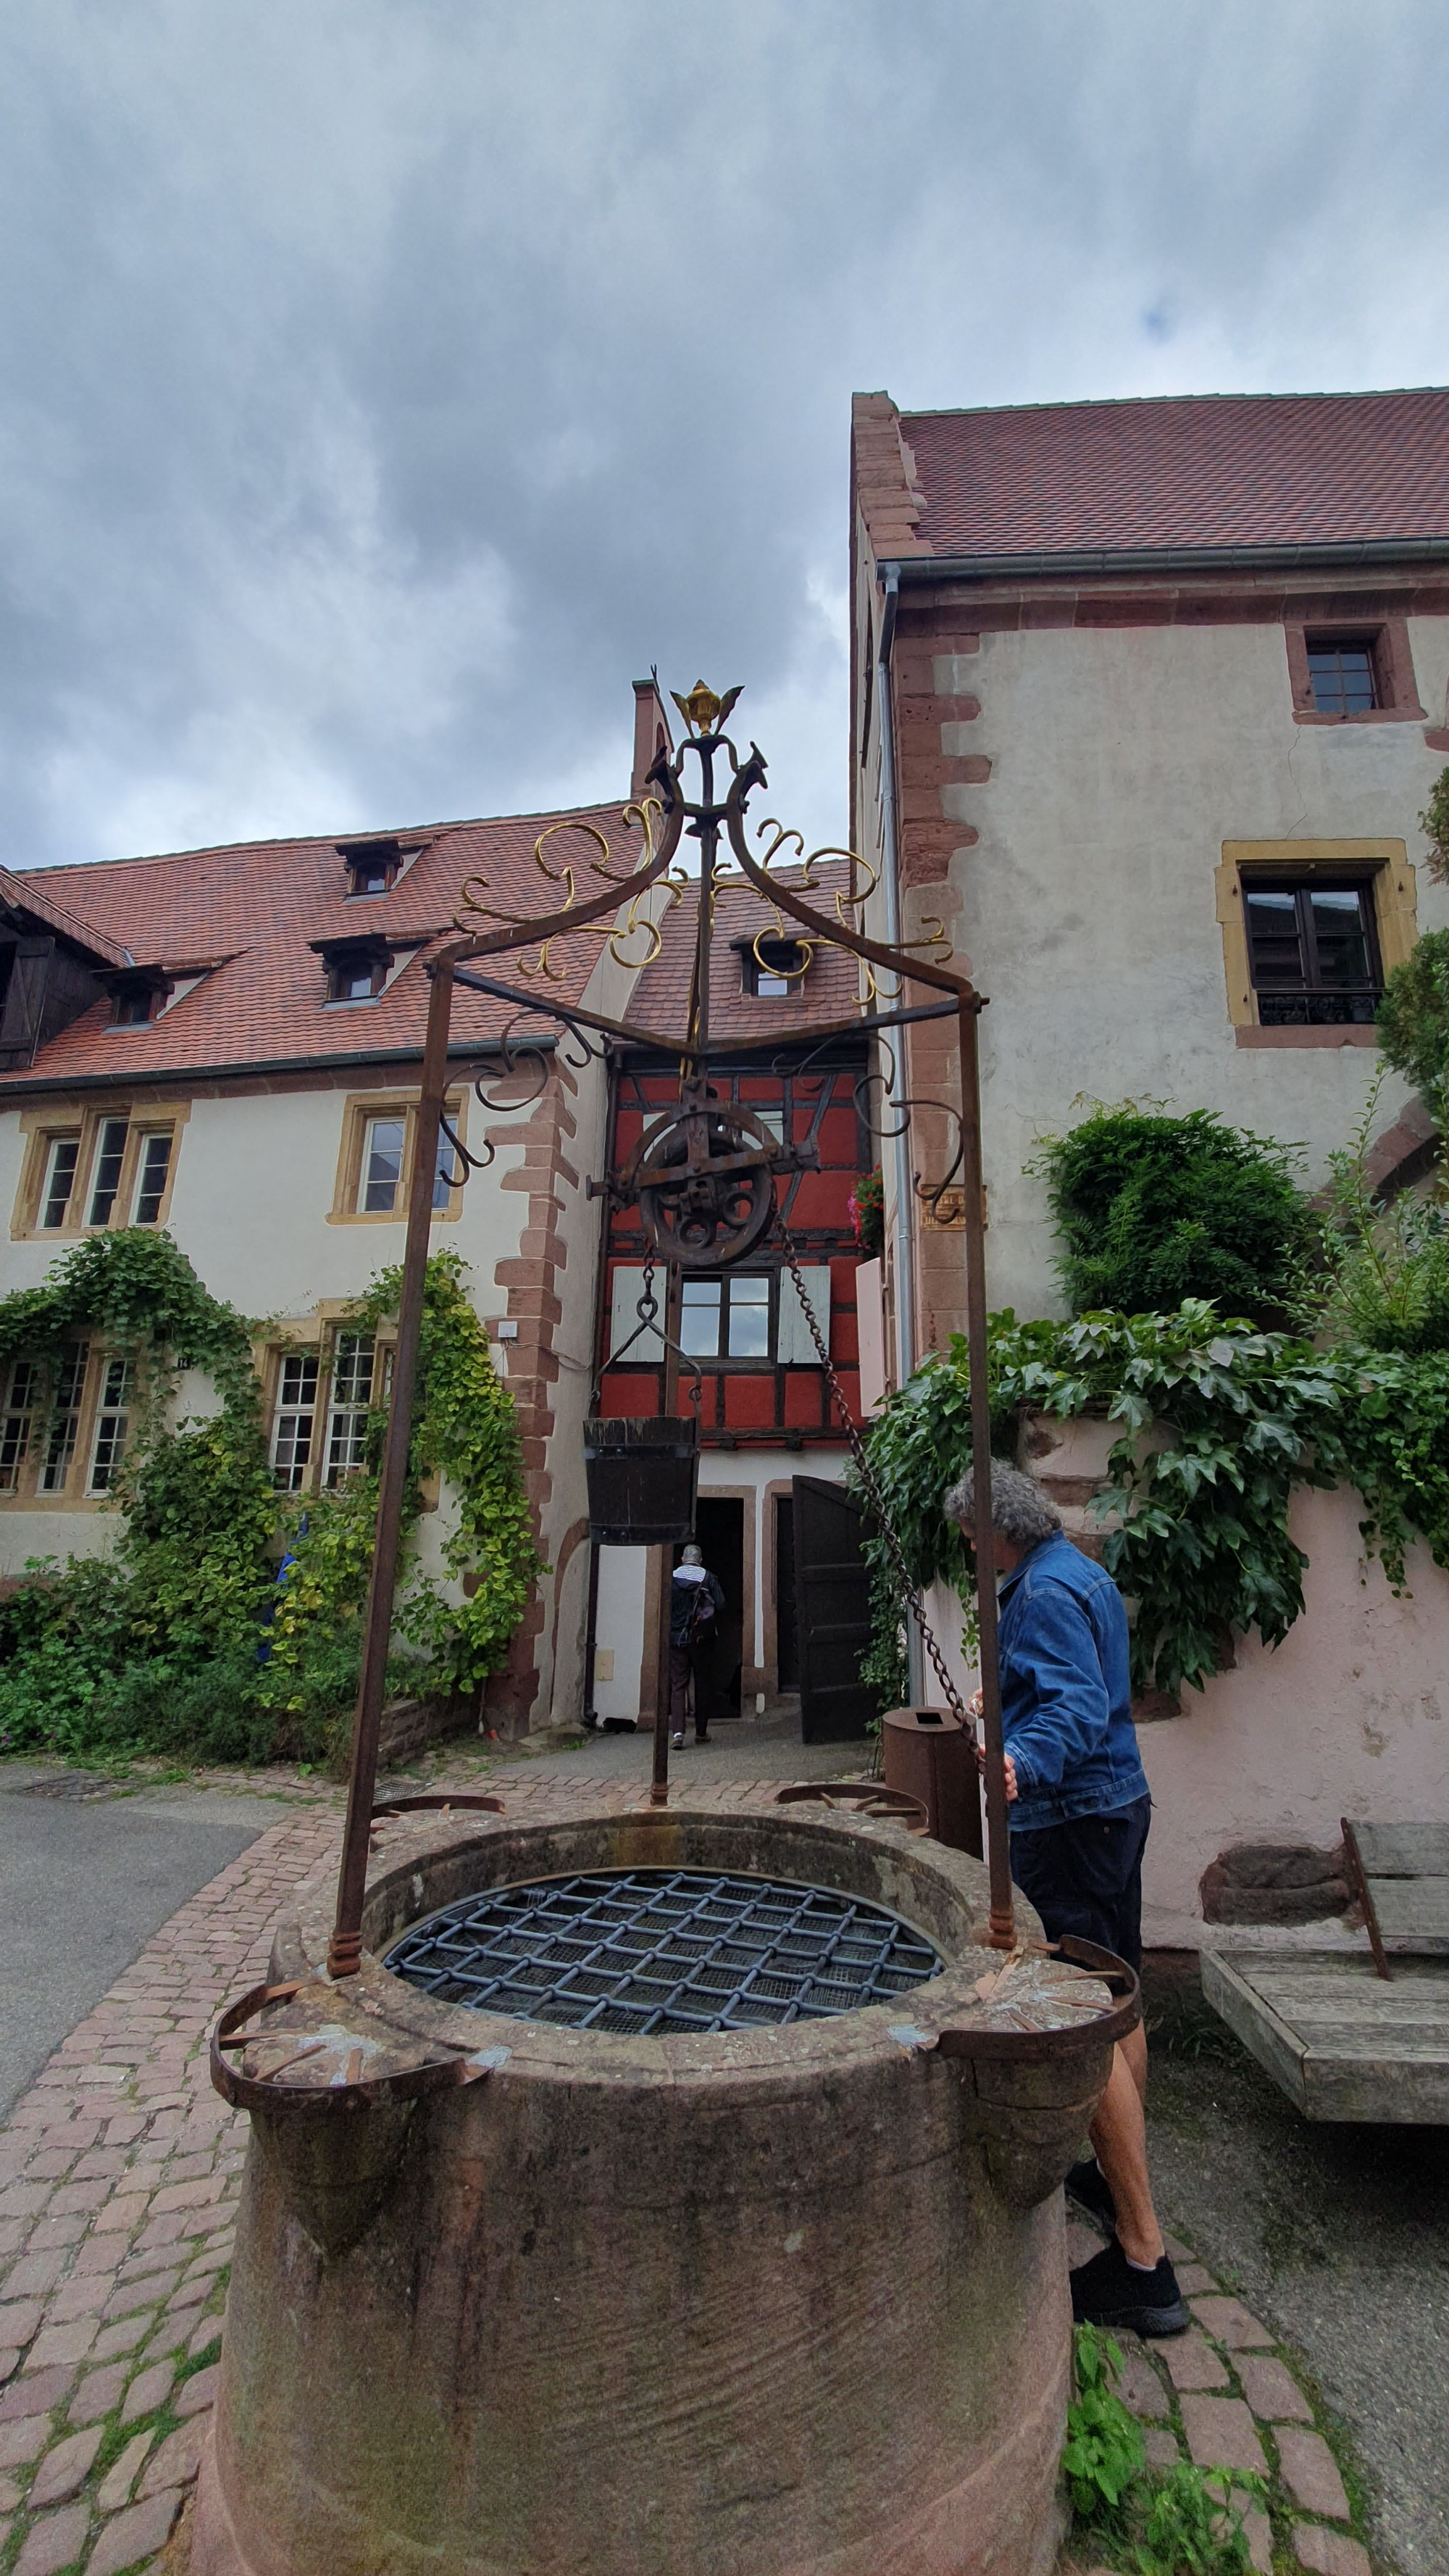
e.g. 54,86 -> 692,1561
669,680 -> 742,738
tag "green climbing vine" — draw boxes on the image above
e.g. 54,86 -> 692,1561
0,1233 -> 541,1764
262,1251 -> 543,1708
859,1301 -> 1449,1698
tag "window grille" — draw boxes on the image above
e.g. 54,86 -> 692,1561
1306,639 -> 1379,717
325,1335 -> 376,1485
133,1132 -> 172,1225
0,1361 -> 37,1492
272,1353 -> 320,1491
88,1358 -> 132,1494
359,1117 -> 406,1213
41,1345 -> 89,1493
40,1135 -> 80,1230
88,1120 -> 129,1226
1243,878 -> 1382,1025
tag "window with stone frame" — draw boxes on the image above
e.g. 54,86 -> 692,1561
1243,875 -> 1383,1026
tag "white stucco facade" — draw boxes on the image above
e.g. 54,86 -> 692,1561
933,615 -> 1449,1314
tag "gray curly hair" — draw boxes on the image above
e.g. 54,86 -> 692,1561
943,1461 -> 1061,1551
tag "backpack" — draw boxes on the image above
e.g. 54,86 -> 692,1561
685,1580 -> 717,1645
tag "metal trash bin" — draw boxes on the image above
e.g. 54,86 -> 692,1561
882,1706 -> 982,1856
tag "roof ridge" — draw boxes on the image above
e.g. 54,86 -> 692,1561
10,796 -> 635,882
899,385 -> 1449,423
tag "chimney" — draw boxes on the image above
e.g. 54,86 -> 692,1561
630,677 -> 675,803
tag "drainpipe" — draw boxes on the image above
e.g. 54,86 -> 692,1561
875,567 -> 924,1701
876,570 -> 916,1394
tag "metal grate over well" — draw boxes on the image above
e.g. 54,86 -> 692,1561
386,1867 -> 943,2035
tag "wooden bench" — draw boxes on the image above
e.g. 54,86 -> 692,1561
1200,1820 -> 1449,2124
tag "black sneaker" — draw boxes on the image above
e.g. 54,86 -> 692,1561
1070,2238 -> 1187,2337
1065,2157 -> 1118,2231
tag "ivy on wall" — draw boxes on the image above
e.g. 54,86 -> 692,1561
0,1233 -> 540,1764
859,1301 -> 1449,1700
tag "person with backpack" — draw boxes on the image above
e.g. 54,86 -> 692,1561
669,1542 -> 725,1749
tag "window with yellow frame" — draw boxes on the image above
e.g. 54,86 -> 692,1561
1216,841 -> 1417,1034
329,1093 -> 466,1225
11,1102 -> 188,1241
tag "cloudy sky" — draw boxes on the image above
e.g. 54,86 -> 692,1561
3,1 -> 1447,873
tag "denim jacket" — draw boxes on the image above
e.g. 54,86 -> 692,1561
994,1533 -> 1148,1831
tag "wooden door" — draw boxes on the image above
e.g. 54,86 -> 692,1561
791,1475 -> 878,1743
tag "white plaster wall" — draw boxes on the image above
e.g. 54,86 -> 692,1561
592,1545 -> 648,1722
927,1483 -> 1449,1952
933,616 -> 1449,1317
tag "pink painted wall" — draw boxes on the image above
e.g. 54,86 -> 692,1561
924,1454 -> 1449,1951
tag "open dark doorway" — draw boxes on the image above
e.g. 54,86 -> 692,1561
692,1497 -> 744,1724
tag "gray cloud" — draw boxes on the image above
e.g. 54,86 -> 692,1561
0,0 -> 1446,872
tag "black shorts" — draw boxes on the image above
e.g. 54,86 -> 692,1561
1009,1793 -> 1151,1974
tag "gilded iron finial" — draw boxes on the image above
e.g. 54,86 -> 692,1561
670,680 -> 742,737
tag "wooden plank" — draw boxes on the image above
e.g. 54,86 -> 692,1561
1203,1948 -> 1449,2125
1364,1880 -> 1449,1953
1200,1951 -> 1308,2114
1345,1821 -> 1449,1878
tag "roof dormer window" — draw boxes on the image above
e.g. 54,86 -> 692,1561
310,931 -> 430,1006
741,936 -> 808,998
107,970 -> 171,1028
313,934 -> 393,1004
338,836 -> 424,898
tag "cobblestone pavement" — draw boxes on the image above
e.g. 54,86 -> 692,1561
0,1734 -> 1383,2576
1061,2201 -> 1378,2576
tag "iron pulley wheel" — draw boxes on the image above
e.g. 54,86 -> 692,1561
630,1100 -> 782,1267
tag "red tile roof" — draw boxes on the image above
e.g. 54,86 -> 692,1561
0,867 -> 132,969
0,806 -> 648,1091
893,388 -> 1449,559
629,865 -> 864,1045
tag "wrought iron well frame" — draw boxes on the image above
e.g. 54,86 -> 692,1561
326,686 -> 1016,1977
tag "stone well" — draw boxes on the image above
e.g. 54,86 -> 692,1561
192,1799 -> 1124,2576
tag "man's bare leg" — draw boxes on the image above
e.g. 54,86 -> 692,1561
1120,2018 -> 1148,2102
1089,2038 -> 1163,2267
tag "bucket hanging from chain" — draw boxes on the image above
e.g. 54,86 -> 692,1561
583,1415 -> 700,1546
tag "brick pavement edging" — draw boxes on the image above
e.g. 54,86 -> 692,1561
0,1807 -> 341,2576
0,1770 -> 1381,2576
1061,2212 -> 1375,2576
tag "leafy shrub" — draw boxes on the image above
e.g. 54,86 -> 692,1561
1377,925 -> 1449,1130
1032,1106 -> 1314,1322
1062,2325 -> 1144,2519
1310,1076 -> 1449,1357
858,1301 -> 1449,1696
0,1235 -> 540,1767
1419,762 -> 1449,885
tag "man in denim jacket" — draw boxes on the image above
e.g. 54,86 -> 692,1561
948,1461 -> 1185,2338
